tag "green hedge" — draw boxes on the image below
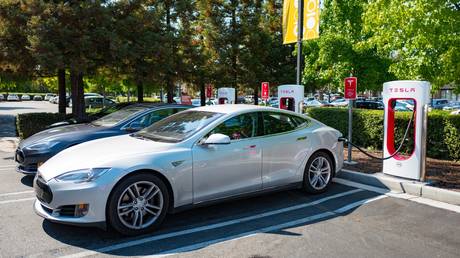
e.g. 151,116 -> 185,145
16,113 -> 70,139
306,108 -> 460,161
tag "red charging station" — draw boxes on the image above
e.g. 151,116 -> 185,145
382,81 -> 431,180
278,85 -> 304,113
217,88 -> 235,104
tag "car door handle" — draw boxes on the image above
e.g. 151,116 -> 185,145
297,136 -> 308,141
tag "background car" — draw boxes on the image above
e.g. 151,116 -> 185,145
85,96 -> 116,109
7,94 -> 20,101
430,99 -> 449,109
44,93 -> 56,101
33,95 -> 43,101
34,105 -> 343,235
16,103 -> 192,175
355,100 -> 384,110
49,96 -> 58,104
21,94 -> 31,101
191,99 -> 201,107
330,98 -> 348,107
0,94 -> 4,101
443,101 -> 460,111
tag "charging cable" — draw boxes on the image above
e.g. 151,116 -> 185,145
338,109 -> 415,161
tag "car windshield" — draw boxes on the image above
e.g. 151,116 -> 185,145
91,106 -> 146,127
134,111 -> 223,143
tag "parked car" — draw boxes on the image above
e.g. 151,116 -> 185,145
7,94 -> 20,101
191,99 -> 201,107
442,101 -> 460,111
0,94 -> 4,101
49,96 -> 58,104
44,93 -> 56,101
21,94 -> 31,101
451,109 -> 460,115
34,104 -> 343,235
16,103 -> 192,175
430,99 -> 449,110
85,96 -> 116,109
330,98 -> 348,107
305,99 -> 327,108
33,95 -> 43,101
355,100 -> 384,110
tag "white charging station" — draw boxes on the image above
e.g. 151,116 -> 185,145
217,88 -> 236,104
382,80 -> 431,180
278,85 -> 304,113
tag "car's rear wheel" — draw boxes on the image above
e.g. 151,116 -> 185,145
107,173 -> 169,236
303,152 -> 333,194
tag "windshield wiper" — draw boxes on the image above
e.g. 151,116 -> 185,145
130,133 -> 153,141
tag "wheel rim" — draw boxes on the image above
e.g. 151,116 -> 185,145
308,156 -> 331,190
117,181 -> 164,230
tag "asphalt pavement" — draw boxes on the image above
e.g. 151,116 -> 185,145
0,100 -> 71,137
0,147 -> 459,258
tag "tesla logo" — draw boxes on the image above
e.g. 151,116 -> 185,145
389,88 -> 416,93
281,90 -> 294,94
396,162 -> 402,168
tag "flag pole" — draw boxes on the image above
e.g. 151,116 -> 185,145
296,0 -> 304,85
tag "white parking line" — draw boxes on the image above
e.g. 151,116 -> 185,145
144,195 -> 388,258
0,165 -> 15,168
60,189 -> 364,258
0,190 -> 34,197
0,197 -> 35,205
0,167 -> 15,171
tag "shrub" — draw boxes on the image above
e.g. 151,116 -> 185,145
306,108 -> 460,161
16,113 -> 69,139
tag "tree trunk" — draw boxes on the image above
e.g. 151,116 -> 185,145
166,78 -> 174,103
253,86 -> 259,105
200,81 -> 206,106
137,80 -> 144,102
57,69 -> 66,114
70,70 -> 86,121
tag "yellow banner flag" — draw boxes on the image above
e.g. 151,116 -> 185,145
283,0 -> 319,44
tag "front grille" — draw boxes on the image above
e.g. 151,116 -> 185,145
58,205 -> 76,217
18,164 -> 37,173
34,176 -> 53,203
15,149 -> 24,163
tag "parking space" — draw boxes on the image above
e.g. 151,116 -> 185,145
0,147 -> 459,258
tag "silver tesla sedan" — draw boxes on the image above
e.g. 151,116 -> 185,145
34,105 -> 344,235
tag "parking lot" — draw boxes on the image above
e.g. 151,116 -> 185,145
0,145 -> 458,258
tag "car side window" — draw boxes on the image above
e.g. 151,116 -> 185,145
211,112 -> 258,140
263,112 -> 308,135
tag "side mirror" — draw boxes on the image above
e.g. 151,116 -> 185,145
203,133 -> 231,145
126,122 -> 143,132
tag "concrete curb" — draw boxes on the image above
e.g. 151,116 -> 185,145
338,169 -> 460,206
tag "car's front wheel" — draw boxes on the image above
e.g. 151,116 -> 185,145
303,152 -> 333,194
107,173 -> 169,235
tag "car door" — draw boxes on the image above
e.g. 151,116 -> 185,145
192,112 -> 262,203
258,112 -> 314,189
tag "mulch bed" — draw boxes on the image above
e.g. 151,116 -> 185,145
343,148 -> 460,192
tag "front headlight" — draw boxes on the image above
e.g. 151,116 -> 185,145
54,168 -> 110,183
27,141 -> 58,151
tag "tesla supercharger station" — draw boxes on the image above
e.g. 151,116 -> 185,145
278,85 -> 304,113
217,88 -> 236,104
382,80 -> 431,181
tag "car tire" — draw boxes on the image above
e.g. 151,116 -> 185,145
107,173 -> 169,236
303,151 -> 334,194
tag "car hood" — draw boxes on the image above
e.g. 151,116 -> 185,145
38,134 -> 173,181
19,124 -> 101,149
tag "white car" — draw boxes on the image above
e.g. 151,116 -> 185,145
7,94 -> 20,101
0,94 -> 4,101
34,105 -> 343,235
330,98 -> 348,107
21,94 -> 31,101
44,93 -> 56,101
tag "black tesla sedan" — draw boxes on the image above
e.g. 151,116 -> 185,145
15,103 -> 191,175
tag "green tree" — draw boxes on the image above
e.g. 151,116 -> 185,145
302,0 -> 394,94
364,0 -> 460,90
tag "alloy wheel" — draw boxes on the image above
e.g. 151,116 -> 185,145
117,181 -> 164,230
308,156 -> 331,190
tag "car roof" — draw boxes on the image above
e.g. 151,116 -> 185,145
190,104 -> 280,114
